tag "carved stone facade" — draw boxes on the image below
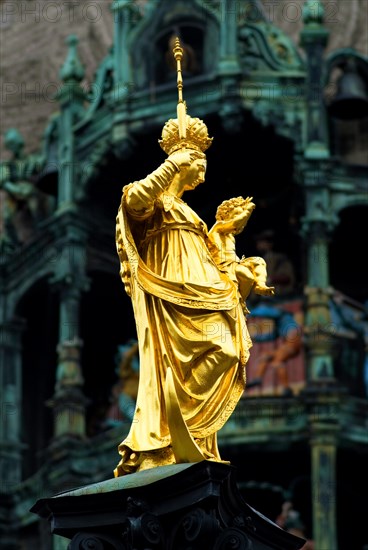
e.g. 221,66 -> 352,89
1,1 -> 367,159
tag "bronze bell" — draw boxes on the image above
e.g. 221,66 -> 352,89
328,59 -> 368,120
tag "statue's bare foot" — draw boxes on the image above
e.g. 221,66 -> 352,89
254,284 -> 275,296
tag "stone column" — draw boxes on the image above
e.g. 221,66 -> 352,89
111,0 -> 136,158
310,425 -> 338,550
302,217 -> 336,382
218,0 -> 243,132
47,220 -> 90,443
56,36 -> 86,210
48,315 -> 87,441
0,319 -> 26,492
301,0 -> 330,154
219,0 -> 241,75
299,3 -> 339,548
49,36 -> 90,442
112,0 -> 133,98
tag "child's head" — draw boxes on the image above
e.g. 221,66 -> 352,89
215,196 -> 249,221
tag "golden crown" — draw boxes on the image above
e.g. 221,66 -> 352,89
159,115 -> 213,155
159,37 -> 213,155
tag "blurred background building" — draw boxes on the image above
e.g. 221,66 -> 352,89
0,1 -> 367,548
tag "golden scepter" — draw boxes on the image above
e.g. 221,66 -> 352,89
173,37 -> 187,139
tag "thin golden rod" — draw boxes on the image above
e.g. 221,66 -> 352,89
173,37 -> 187,139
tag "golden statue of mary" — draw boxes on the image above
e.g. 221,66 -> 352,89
114,38 -> 252,477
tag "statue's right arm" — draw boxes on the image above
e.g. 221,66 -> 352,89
123,159 -> 179,219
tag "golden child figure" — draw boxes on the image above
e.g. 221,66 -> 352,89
208,196 -> 275,307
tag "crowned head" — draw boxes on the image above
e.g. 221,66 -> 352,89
159,114 -> 213,155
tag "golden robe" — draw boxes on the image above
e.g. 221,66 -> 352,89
115,159 -> 252,474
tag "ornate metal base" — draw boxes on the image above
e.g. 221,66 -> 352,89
30,461 -> 305,549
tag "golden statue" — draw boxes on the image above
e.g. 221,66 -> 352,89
208,196 -> 275,307
114,38 -> 259,477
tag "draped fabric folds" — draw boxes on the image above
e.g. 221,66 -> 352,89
114,160 -> 252,475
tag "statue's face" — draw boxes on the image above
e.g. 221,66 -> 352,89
180,158 -> 207,191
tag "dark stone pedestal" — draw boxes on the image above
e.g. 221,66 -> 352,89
30,462 -> 306,549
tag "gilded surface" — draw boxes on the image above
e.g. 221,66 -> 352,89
208,196 -> 275,302
114,39 -> 260,476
